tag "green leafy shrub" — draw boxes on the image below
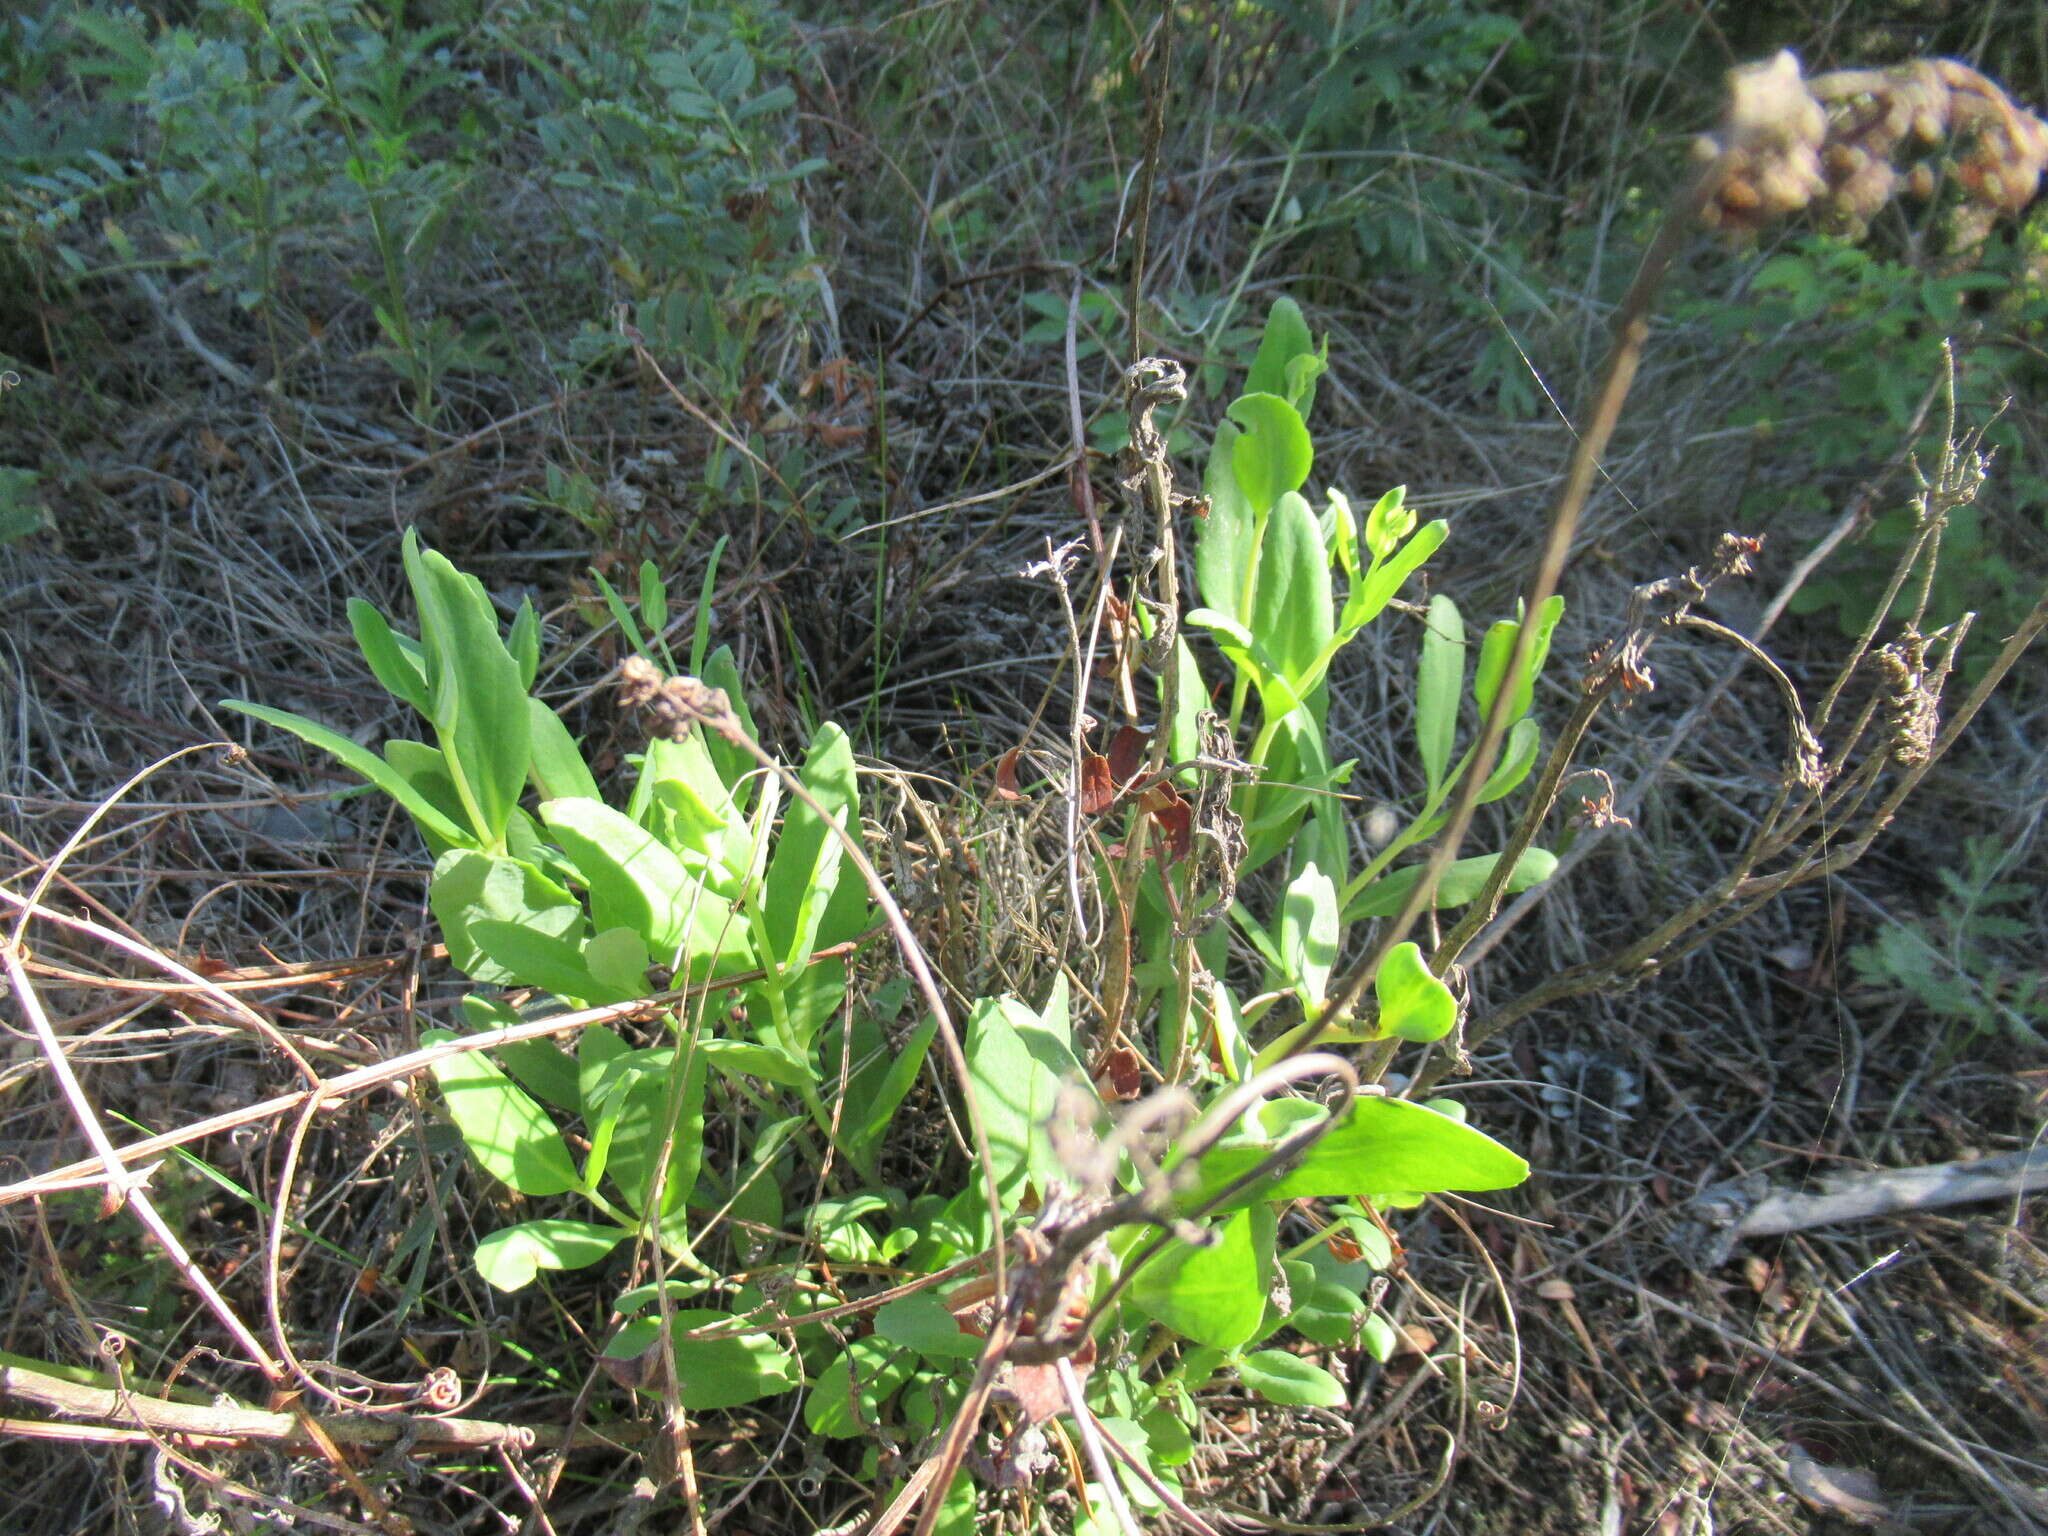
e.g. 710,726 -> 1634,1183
222,299 -> 1543,1516
1851,834 -> 2047,1045
1683,224 -> 2048,663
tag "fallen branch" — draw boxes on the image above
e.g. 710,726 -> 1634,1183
1679,1148 -> 2048,1266
1,1363 -> 651,1454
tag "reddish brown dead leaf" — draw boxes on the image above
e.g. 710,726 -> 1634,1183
1106,723 -> 1148,785
1078,754 -> 1116,815
1141,782 -> 1192,862
1103,591 -> 1132,648
1398,1324 -> 1437,1356
993,747 -> 1026,802
807,420 -> 867,449
1091,1046 -> 1144,1102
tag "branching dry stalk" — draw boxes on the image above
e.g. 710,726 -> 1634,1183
1423,408 -> 2046,1088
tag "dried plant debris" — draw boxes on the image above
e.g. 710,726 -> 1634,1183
1699,51 -> 2048,243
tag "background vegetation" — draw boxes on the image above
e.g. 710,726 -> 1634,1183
2,2 -> 2046,1533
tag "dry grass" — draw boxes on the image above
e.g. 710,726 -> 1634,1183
4,5 -> 2047,1533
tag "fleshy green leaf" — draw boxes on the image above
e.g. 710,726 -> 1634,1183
428,849 -> 583,986
222,702 -> 470,848
583,925 -> 653,1002
528,697 -> 602,803
854,1013 -> 938,1159
1344,848 -> 1557,921
1374,941 -> 1457,1043
638,559 -> 668,638
1345,518 -> 1447,632
806,1337 -> 915,1437
1226,394 -> 1312,515
605,1310 -> 799,1410
469,918 -> 600,1001
474,1220 -> 625,1291
1128,1206 -> 1273,1352
1287,1278 -> 1369,1348
1279,862 -> 1339,1010
1475,718 -> 1542,806
1415,594 -> 1465,797
462,996 -> 582,1114
543,797 -> 738,964
1195,419 -> 1254,620
1245,296 -> 1320,415
507,597 -> 540,692
1202,1097 -> 1528,1207
1472,595 -> 1563,723
347,599 -> 430,713
874,1292 -> 981,1360
1237,1349 -> 1346,1407
402,532 -> 531,850
423,1028 -> 581,1196
1362,486 -> 1415,561
1251,491 -> 1335,688
964,996 -> 1080,1205
697,1038 -> 812,1090
761,723 -> 856,968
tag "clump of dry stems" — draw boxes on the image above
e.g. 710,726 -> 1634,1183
1701,50 -> 2048,243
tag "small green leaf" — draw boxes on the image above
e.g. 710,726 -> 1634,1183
854,1013 -> 937,1158
1195,420 -> 1254,619
1279,862 -> 1339,1010
806,1337 -> 915,1437
1245,297 -> 1320,415
1287,1279 -> 1369,1348
761,722 -> 857,968
874,1292 -> 981,1360
1139,1406 -> 1196,1467
543,797 -> 736,962
1237,1349 -> 1346,1407
1345,518 -> 1447,631
1475,718 -> 1542,805
474,1220 -> 625,1291
528,697 -> 602,803
605,1311 -> 799,1410
507,597 -> 540,692
1472,595 -> 1564,723
965,1000 -> 1063,1205
583,925 -> 652,1001
1257,1097 -> 1527,1203
469,919 -> 601,1001
347,599 -> 430,712
1344,848 -> 1557,921
1362,486 -> 1415,561
638,559 -> 668,638
428,849 -> 582,986
1128,1206 -> 1273,1352
402,532 -> 531,849
461,997 -> 582,1114
697,1038 -> 812,1090
222,702 -> 470,848
1374,941 -> 1456,1043
1415,594 -> 1465,797
1226,393 -> 1312,514
1360,1312 -> 1400,1362
1251,491 -> 1335,687
423,1028 -> 581,1196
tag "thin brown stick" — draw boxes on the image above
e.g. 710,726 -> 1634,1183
0,1363 -> 654,1452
